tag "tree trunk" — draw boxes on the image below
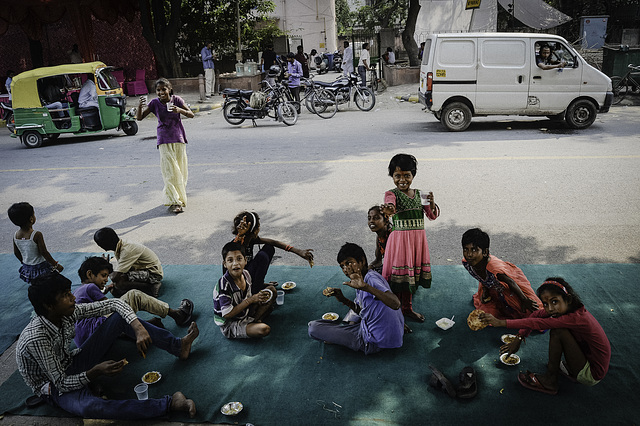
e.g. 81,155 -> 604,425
402,0 -> 421,66
138,0 -> 184,78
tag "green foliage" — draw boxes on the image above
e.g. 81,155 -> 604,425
352,0 -> 408,30
177,0 -> 284,61
335,0 -> 356,35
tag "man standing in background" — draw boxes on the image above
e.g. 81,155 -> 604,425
201,42 -> 216,98
342,41 -> 353,77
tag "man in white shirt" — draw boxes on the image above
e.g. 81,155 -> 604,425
78,78 -> 99,109
342,41 -> 354,77
358,43 -> 370,87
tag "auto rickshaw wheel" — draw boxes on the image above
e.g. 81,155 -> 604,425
121,121 -> 138,136
21,131 -> 43,148
46,134 -> 60,140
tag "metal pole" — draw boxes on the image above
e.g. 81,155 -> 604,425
236,1 -> 242,62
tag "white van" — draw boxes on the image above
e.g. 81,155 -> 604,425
418,33 -> 613,131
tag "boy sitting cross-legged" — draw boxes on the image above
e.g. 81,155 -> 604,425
74,256 -> 194,347
16,272 -> 198,420
213,242 -> 276,339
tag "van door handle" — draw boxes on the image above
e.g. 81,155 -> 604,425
533,76 -> 541,80
518,76 -> 523,84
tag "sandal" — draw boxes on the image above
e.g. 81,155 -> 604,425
518,371 -> 558,395
428,365 -> 456,398
456,366 -> 478,399
171,205 -> 184,214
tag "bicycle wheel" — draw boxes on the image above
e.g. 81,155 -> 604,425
305,91 -> 317,113
611,76 -> 628,105
223,100 -> 245,125
277,101 -> 298,126
312,89 -> 337,119
354,87 -> 375,111
369,72 -> 378,92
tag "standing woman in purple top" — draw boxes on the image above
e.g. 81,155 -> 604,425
137,78 -> 194,214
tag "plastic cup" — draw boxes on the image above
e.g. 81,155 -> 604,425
141,95 -> 147,104
167,101 -> 174,112
421,191 -> 431,205
276,290 -> 285,305
134,383 -> 148,400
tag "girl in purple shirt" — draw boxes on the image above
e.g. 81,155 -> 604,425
137,78 -> 194,214
481,277 -> 610,395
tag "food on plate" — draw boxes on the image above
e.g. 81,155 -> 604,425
435,317 -> 455,330
500,353 -> 520,365
322,312 -> 339,321
142,371 -> 161,384
501,334 -> 518,344
281,281 -> 296,290
322,287 -> 335,297
467,309 -> 487,331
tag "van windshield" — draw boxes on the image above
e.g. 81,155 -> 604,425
96,68 -> 120,91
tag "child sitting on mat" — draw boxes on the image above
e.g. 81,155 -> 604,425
73,256 -> 194,347
228,211 -> 314,293
308,243 -> 404,354
213,242 -> 277,339
367,205 -> 392,274
94,227 -> 163,298
481,278 -> 610,395
462,228 -> 540,319
8,202 -> 63,283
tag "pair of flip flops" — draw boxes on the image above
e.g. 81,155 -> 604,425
428,365 -> 477,399
175,298 -> 194,326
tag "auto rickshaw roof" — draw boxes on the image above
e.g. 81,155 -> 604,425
11,62 -> 108,109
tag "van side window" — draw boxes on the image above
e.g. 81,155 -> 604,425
421,39 -> 432,66
535,41 -> 576,69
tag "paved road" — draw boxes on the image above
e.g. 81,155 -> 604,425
1,94 -> 639,268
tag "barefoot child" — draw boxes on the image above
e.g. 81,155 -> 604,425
481,278 -> 611,395
16,272 -> 198,420
8,202 -> 63,283
381,154 -> 440,322
213,242 -> 277,339
367,205 -> 392,274
229,211 -> 314,292
74,256 -> 194,347
94,227 -> 163,298
308,243 -> 404,354
136,78 -> 194,214
462,228 -> 540,319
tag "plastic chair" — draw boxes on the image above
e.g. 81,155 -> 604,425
112,70 -> 125,89
126,69 -> 148,96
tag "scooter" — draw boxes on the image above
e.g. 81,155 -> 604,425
222,77 -> 298,127
0,101 -> 14,133
333,50 -> 343,73
315,54 -> 329,74
315,72 -> 376,112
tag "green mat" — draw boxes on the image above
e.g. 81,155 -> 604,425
0,255 -> 638,424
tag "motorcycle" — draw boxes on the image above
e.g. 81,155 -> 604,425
0,100 -> 14,134
315,72 -> 375,112
222,73 -> 297,127
333,50 -> 343,73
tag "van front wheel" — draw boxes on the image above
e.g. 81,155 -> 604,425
565,100 -> 597,129
441,102 -> 472,131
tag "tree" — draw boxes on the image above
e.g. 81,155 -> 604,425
402,0 -> 420,66
138,0 -> 184,78
335,0 -> 356,36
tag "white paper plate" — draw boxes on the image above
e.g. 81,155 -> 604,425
281,281 -> 296,290
141,371 -> 161,384
501,334 -> 518,344
499,353 -> 521,366
221,401 -> 243,416
322,312 -> 339,321
435,317 -> 455,330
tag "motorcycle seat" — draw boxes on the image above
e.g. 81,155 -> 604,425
222,89 -> 253,99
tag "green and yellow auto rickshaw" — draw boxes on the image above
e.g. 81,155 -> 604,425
10,61 -> 138,148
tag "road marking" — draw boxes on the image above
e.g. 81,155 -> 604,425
1,155 -> 639,173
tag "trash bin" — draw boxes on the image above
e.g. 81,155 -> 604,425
325,53 -> 334,71
602,46 -> 640,77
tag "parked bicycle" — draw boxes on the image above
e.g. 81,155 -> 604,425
368,65 -> 379,92
612,64 -> 640,105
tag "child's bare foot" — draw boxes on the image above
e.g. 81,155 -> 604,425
179,322 -> 199,360
170,391 -> 196,418
405,310 -> 425,322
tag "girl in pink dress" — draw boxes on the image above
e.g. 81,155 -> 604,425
381,154 -> 439,322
